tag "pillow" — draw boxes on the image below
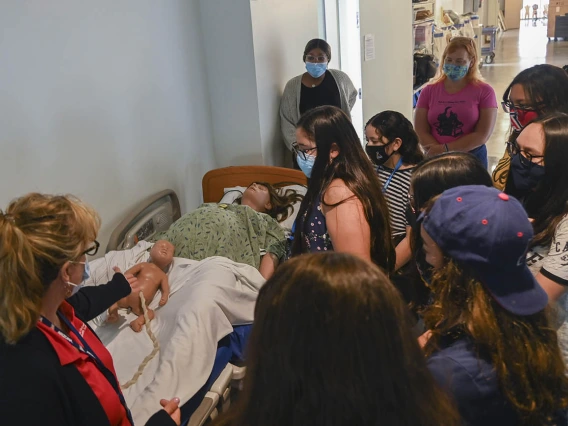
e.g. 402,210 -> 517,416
220,184 -> 307,230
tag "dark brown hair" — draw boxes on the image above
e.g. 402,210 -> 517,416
521,114 -> 568,248
213,253 -> 460,426
365,110 -> 425,165
234,182 -> 303,223
291,106 -> 395,273
496,65 -> 568,189
303,38 -> 332,62
422,199 -> 568,424
503,64 -> 568,122
408,152 -> 493,309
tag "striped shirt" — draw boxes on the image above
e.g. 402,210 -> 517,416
376,165 -> 414,238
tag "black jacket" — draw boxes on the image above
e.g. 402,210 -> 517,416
0,273 -> 176,426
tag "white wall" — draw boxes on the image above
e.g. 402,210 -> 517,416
199,0 -> 264,167
250,0 -> 320,166
0,1 -> 216,250
359,0 -> 414,122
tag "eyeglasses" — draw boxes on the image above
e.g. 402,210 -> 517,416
506,141 -> 544,166
501,100 -> 542,114
292,143 -> 317,161
82,240 -> 100,257
305,55 -> 328,63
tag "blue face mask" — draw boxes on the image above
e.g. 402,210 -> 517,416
305,62 -> 327,79
83,260 -> 91,282
443,63 -> 469,81
297,154 -> 316,178
67,259 -> 91,297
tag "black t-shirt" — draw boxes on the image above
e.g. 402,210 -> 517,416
299,70 -> 342,115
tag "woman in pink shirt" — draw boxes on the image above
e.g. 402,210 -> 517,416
414,37 -> 498,169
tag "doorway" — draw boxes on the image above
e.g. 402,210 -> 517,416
322,0 -> 364,142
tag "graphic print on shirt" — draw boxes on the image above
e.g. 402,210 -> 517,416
526,251 -> 545,268
434,106 -> 464,138
555,238 -> 568,267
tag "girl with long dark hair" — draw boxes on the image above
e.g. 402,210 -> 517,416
212,253 -> 460,426
507,113 -> 568,363
365,110 -> 424,270
493,64 -> 568,190
291,105 -> 395,273
404,152 -> 493,311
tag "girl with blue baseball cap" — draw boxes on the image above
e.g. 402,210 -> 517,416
419,185 -> 568,425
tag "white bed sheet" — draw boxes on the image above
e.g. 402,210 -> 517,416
86,242 -> 264,425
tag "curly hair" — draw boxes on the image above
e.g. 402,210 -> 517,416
422,259 -> 568,425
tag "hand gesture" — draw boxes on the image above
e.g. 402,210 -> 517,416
113,266 -> 139,290
160,398 -> 181,426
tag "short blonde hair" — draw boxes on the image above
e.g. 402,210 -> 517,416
432,36 -> 484,84
0,193 -> 100,343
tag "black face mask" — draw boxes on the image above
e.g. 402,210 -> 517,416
366,142 -> 393,166
509,153 -> 545,195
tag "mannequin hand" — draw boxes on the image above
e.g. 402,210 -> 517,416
107,304 -> 120,323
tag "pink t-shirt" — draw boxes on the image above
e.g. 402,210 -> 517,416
416,81 -> 498,145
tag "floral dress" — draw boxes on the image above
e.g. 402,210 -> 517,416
300,199 -> 333,253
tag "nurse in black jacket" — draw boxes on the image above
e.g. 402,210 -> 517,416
0,193 -> 180,426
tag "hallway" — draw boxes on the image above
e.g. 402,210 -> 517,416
481,23 -> 568,171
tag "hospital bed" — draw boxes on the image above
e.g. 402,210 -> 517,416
103,165 -> 306,426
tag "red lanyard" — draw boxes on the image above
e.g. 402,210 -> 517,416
39,313 -> 134,426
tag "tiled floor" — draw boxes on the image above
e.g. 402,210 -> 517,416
481,23 -> 568,172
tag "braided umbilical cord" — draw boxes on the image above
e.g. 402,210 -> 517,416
121,291 -> 160,390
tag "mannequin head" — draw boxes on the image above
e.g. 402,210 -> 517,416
240,183 -> 272,213
149,240 -> 174,271
235,182 -> 303,223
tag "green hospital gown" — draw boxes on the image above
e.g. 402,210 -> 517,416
151,203 -> 286,269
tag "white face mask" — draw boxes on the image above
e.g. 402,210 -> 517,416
67,260 -> 90,297
67,281 -> 85,297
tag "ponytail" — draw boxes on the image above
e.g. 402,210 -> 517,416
0,193 -> 101,344
0,213 -> 44,343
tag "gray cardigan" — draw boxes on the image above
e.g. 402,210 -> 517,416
279,69 -> 358,151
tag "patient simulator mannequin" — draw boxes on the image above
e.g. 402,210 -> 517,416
108,240 -> 173,332
236,183 -> 303,279
153,182 -> 303,281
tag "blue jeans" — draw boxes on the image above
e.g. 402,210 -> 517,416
469,144 -> 488,169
